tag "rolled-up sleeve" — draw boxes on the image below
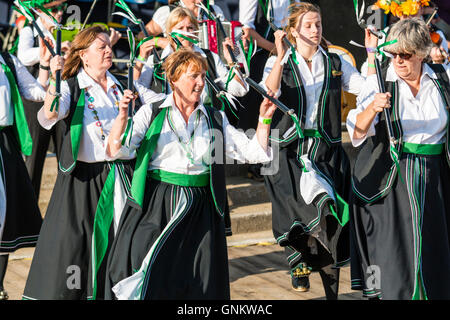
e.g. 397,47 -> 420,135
106,103 -> 155,161
37,80 -> 71,130
213,52 -> 249,97
17,26 -> 40,67
13,54 -> 46,101
346,74 -> 379,147
239,0 -> 258,29
222,111 -> 272,164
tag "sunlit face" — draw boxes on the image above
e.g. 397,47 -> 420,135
172,63 -> 206,106
391,52 -> 423,81
170,17 -> 197,48
291,11 -> 322,48
80,33 -> 113,71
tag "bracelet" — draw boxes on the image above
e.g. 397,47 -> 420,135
258,116 -> 272,125
136,55 -> 147,64
49,78 -> 56,87
367,63 -> 376,68
154,36 -> 159,48
48,89 -> 59,97
39,64 -> 50,71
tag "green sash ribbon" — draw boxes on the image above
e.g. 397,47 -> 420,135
329,192 -> 350,227
149,170 -> 210,187
303,129 -> 322,138
1,62 -> 33,156
402,142 -> 444,155
91,161 -> 117,300
131,107 -> 168,206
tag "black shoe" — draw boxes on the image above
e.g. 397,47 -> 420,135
0,289 -> 8,300
247,164 -> 264,182
291,264 -> 312,292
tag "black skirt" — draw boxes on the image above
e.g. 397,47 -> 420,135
105,178 -> 230,300
350,153 -> 450,300
264,137 -> 351,270
23,160 -> 134,300
0,127 -> 42,253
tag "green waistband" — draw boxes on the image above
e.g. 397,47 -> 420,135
303,129 -> 322,138
402,142 -> 444,155
149,169 -> 210,187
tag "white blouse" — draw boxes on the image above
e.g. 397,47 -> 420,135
0,54 -> 46,127
152,0 -> 225,34
346,63 -> 450,147
135,45 -> 248,105
37,68 -> 125,162
239,0 -> 301,30
109,93 -> 272,175
17,18 -> 55,67
261,46 -> 365,129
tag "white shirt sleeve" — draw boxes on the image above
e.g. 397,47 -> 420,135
106,103 -> 155,160
222,111 -> 272,164
17,26 -> 41,67
260,54 -> 282,98
340,56 -> 365,96
12,54 -> 46,101
37,80 -> 71,130
346,74 -> 379,147
152,6 -> 171,34
239,0 -> 259,30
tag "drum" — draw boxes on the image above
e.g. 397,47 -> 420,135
328,45 -> 357,124
198,20 -> 242,64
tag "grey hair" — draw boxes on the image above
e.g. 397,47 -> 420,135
384,18 -> 433,59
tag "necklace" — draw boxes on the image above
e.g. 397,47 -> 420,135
85,85 -> 121,145
167,108 -> 201,165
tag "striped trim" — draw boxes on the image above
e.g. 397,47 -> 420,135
318,55 -> 341,144
0,235 -> 39,251
139,186 -> 195,299
406,155 -> 428,300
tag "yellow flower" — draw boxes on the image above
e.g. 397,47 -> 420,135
401,0 -> 421,16
420,0 -> 430,7
390,2 -> 404,17
375,0 -> 391,13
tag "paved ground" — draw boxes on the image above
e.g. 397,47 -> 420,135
3,155 -> 363,300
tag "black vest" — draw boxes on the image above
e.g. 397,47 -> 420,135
145,101 -> 228,218
271,52 -> 343,148
352,63 -> 450,203
58,74 -> 139,175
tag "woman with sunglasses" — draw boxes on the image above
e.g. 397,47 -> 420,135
262,2 -> 376,299
134,7 -> 248,126
347,18 -> 450,300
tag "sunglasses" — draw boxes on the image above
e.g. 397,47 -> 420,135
49,3 -> 68,13
384,51 -> 413,60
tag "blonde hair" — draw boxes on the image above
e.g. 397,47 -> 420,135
62,25 -> 109,80
384,18 -> 433,59
283,2 -> 328,51
165,7 -> 199,48
163,48 -> 208,88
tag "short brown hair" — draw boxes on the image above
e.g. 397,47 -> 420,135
163,49 -> 208,88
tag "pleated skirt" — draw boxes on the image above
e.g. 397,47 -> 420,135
23,160 -> 133,300
264,138 -> 351,270
105,178 -> 230,300
0,127 -> 42,253
350,153 -> 450,300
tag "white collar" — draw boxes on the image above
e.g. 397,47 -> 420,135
385,62 -> 438,82
158,92 -> 208,118
76,68 -> 121,91
281,45 -> 327,65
